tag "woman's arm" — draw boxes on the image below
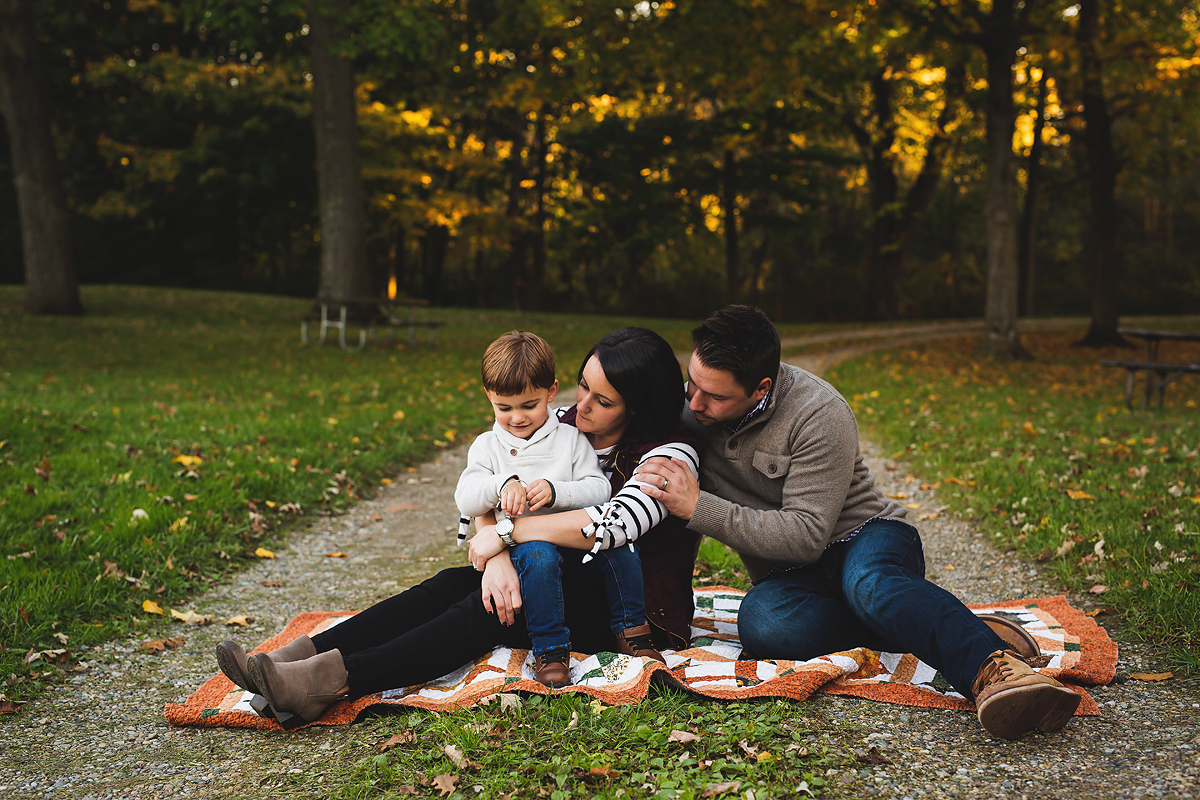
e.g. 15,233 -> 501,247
468,441 -> 700,563
479,551 -> 522,626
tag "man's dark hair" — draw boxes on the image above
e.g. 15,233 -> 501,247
579,327 -> 684,444
691,305 -> 781,395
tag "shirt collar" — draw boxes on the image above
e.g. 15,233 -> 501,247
729,385 -> 772,433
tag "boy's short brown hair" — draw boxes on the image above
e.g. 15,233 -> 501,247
480,331 -> 556,395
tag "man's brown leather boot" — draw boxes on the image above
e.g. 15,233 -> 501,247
973,649 -> 1080,740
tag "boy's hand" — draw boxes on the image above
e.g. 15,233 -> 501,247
500,479 -> 528,517
526,479 -> 552,511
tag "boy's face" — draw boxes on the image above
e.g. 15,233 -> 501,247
485,381 -> 559,439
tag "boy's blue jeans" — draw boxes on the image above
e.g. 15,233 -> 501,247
510,540 -> 647,656
736,518 -> 1008,697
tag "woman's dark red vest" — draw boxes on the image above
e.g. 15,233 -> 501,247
559,407 -> 701,650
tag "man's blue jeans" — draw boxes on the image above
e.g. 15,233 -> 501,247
511,540 -> 647,656
737,518 -> 1007,697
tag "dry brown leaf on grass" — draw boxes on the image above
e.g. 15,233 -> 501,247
142,600 -> 165,615
701,781 -> 740,798
477,693 -> 522,712
1129,672 -> 1173,681
169,609 -> 212,625
917,511 -> 940,520
224,615 -> 253,627
1089,584 -> 1110,594
668,730 -> 700,745
379,731 -> 416,752
325,552 -> 349,558
141,637 -> 185,653
1084,607 -> 1118,617
589,766 -> 620,779
1054,538 -> 1078,558
566,710 -> 580,729
260,580 -> 286,587
1066,490 -> 1096,501
0,696 -> 26,714
23,648 -> 69,664
737,739 -> 758,757
443,744 -> 479,770
254,547 -> 275,559
431,773 -> 458,796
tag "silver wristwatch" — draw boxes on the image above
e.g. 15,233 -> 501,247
495,517 -> 516,547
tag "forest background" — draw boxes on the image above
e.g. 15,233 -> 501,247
1,0 -> 1198,333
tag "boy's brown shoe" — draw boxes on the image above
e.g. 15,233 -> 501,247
973,649 -> 1081,740
615,624 -> 667,664
533,649 -> 572,688
975,614 -> 1042,661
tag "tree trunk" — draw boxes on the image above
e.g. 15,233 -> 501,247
722,149 -> 741,304
0,0 -> 82,315
309,0 -> 371,302
1075,0 -> 1126,347
528,110 -> 548,311
980,0 -> 1030,359
1018,70 -> 1048,317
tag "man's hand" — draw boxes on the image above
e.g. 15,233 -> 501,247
636,456 -> 700,521
526,479 -> 552,511
500,478 -> 528,517
480,553 -> 522,625
468,525 -> 506,568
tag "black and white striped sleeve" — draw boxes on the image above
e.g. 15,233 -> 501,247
580,442 -> 700,561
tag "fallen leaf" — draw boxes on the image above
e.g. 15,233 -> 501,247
589,698 -> 607,716
0,698 -> 26,714
943,477 -> 966,485
371,514 -> 383,521
141,637 -> 185,653
885,492 -> 909,500
254,547 -> 275,559
917,512 -> 940,520
1129,672 -> 1173,681
169,516 -> 189,533
261,580 -> 286,587
172,455 -> 203,467
857,746 -> 890,765
1021,421 -> 1038,437
443,744 -> 478,770
387,503 -> 421,512
169,609 -> 212,625
1066,489 -> 1096,501
943,564 -> 956,570
1088,584 -> 1109,594
589,765 -> 620,779
738,739 -> 757,757
477,693 -> 521,712
264,500 -> 277,508
380,731 -> 416,752
904,502 -> 923,510
668,729 -> 700,744
324,552 -> 349,558
431,773 -> 458,796
566,710 -> 580,729
756,751 -> 774,761
183,494 -> 199,501
1054,538 -> 1077,558
701,781 -> 740,798
1084,606 -> 1117,617
224,615 -> 253,627
54,632 -> 68,645
142,600 -> 165,615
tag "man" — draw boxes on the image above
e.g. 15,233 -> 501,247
638,305 -> 1080,740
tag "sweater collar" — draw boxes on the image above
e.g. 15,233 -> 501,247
492,412 -> 559,450
727,363 -> 791,434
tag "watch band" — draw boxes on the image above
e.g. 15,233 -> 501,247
496,519 -> 516,547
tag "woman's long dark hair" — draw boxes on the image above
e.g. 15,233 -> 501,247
578,327 -> 684,444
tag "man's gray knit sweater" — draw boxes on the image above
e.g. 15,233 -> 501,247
684,363 -> 906,583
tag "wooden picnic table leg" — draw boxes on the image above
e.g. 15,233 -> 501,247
317,303 -> 332,346
1125,369 -> 1135,410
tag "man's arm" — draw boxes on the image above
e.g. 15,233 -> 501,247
640,400 -> 860,566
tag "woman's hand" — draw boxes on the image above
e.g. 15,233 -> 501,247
480,553 -> 522,625
468,525 -> 506,568
636,456 -> 700,521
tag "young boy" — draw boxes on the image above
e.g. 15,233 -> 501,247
454,331 -> 657,688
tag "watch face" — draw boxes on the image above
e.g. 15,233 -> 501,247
497,518 -> 515,535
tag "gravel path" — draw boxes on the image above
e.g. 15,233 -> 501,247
2,338 -> 1197,800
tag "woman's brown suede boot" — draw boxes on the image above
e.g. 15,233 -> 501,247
246,649 -> 348,730
215,635 -> 317,695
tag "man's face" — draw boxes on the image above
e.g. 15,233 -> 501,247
686,352 -> 768,427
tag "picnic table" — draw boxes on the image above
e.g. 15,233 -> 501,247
300,296 -> 445,351
1101,328 -> 1200,409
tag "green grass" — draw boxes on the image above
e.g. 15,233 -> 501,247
0,285 -> 717,699
325,689 -> 855,799
828,330 -> 1200,675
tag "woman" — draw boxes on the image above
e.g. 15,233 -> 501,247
215,327 -> 700,728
